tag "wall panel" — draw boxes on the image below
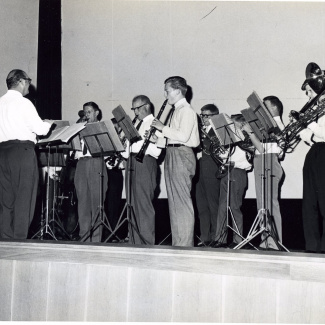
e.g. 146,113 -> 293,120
0,242 -> 325,322
12,261 -> 49,321
62,1 -> 325,198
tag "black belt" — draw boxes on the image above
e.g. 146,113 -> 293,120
167,144 -> 185,147
0,140 -> 35,148
79,156 -> 93,160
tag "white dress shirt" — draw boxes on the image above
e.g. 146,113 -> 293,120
122,114 -> 162,159
161,98 -> 200,148
0,90 -> 51,143
220,146 -> 251,170
299,115 -> 325,145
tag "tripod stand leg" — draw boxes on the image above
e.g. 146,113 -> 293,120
103,203 -> 127,243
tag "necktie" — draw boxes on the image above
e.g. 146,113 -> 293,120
136,120 -> 143,131
168,106 -> 175,127
82,141 -> 88,155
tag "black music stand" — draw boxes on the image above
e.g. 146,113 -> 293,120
241,91 -> 279,141
33,145 -> 71,240
33,122 -> 85,240
209,114 -> 251,247
79,120 -> 125,242
108,105 -> 146,244
235,92 -> 289,251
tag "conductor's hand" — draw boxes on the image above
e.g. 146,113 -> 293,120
44,119 -> 55,125
151,119 -> 164,131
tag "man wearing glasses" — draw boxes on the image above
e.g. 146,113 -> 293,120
195,104 -> 221,247
0,69 -> 52,239
121,95 -> 162,245
151,76 -> 200,247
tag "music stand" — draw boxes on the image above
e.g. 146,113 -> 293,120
241,91 -> 280,141
235,92 -> 289,251
78,120 -> 125,242
108,105 -> 145,244
234,134 -> 288,251
209,114 -> 251,247
33,121 -> 85,240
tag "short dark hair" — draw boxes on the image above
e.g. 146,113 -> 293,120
201,104 -> 219,114
231,114 -> 245,123
83,101 -> 102,121
263,96 -> 283,116
164,76 -> 187,96
6,69 -> 28,89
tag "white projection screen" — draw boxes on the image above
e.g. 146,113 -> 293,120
61,0 -> 325,198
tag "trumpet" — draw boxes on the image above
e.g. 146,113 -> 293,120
135,99 -> 168,163
276,90 -> 325,152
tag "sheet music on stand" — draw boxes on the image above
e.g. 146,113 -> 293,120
80,120 -> 125,157
241,91 -> 280,141
36,121 -> 86,167
112,105 -> 141,144
209,113 -> 245,147
37,120 -> 86,151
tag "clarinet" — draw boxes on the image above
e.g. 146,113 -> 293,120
135,99 -> 168,163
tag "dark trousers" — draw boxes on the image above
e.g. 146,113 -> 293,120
102,167 -> 123,241
302,143 -> 325,252
74,157 -> 108,242
215,168 -> 247,244
126,155 -> 157,245
195,155 -> 220,242
0,140 -> 38,239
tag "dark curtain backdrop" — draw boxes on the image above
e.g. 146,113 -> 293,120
35,0 -> 61,120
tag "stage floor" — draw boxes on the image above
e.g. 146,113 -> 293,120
0,239 -> 324,322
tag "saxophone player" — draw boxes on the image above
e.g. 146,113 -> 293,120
121,95 -> 162,245
299,72 -> 325,253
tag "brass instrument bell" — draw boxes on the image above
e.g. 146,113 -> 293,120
301,62 -> 325,94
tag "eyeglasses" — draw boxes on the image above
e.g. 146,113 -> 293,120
22,78 -> 32,85
200,113 -> 217,118
131,103 -> 146,110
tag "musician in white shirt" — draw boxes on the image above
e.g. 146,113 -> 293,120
299,82 -> 325,253
122,95 -> 162,245
151,76 -> 200,247
243,96 -> 285,250
74,102 -> 108,242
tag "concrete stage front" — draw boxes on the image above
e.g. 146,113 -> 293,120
0,240 -> 324,322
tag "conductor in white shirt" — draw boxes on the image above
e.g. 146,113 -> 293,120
0,69 -> 52,239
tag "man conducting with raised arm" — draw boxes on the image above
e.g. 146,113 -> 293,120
151,76 -> 200,247
0,69 -> 52,239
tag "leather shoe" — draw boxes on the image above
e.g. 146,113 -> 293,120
198,240 -> 213,247
211,241 -> 227,248
227,242 -> 238,249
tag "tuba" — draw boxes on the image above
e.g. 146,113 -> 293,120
200,127 -> 234,178
277,62 -> 325,152
200,126 -> 225,166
